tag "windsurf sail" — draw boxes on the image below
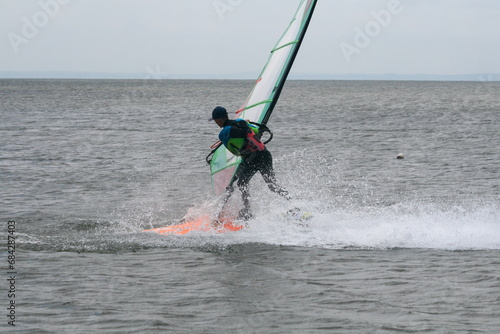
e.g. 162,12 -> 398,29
209,0 -> 318,195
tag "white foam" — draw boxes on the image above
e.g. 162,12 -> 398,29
229,201 -> 500,250
116,150 -> 500,251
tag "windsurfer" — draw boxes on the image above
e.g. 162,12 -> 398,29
210,106 -> 290,220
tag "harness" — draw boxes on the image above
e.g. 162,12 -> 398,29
241,124 -> 265,154
248,121 -> 273,144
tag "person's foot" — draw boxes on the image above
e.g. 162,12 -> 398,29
285,207 -> 313,225
238,208 -> 253,221
286,207 -> 301,218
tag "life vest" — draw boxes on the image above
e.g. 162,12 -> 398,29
218,119 -> 266,157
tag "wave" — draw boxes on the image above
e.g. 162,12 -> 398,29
18,199 -> 498,253
237,200 -> 500,250
17,150 -> 499,252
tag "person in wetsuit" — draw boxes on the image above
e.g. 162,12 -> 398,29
210,106 -> 290,220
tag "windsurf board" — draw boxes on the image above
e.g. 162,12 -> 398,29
143,216 -> 244,236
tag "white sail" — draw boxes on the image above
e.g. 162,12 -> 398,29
209,0 -> 318,195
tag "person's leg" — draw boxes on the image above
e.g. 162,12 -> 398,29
259,150 -> 290,199
235,160 -> 257,220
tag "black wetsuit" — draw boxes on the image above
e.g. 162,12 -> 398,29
219,119 -> 289,218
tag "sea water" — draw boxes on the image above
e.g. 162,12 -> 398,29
1,79 -> 499,333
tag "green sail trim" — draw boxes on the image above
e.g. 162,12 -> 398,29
272,40 -> 300,53
238,99 -> 273,113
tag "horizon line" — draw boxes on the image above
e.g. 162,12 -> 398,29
0,71 -> 498,82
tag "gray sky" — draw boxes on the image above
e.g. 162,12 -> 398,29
1,0 -> 499,78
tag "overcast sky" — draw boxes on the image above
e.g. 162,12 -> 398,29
1,0 -> 499,78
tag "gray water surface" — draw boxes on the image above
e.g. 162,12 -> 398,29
1,79 -> 499,333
